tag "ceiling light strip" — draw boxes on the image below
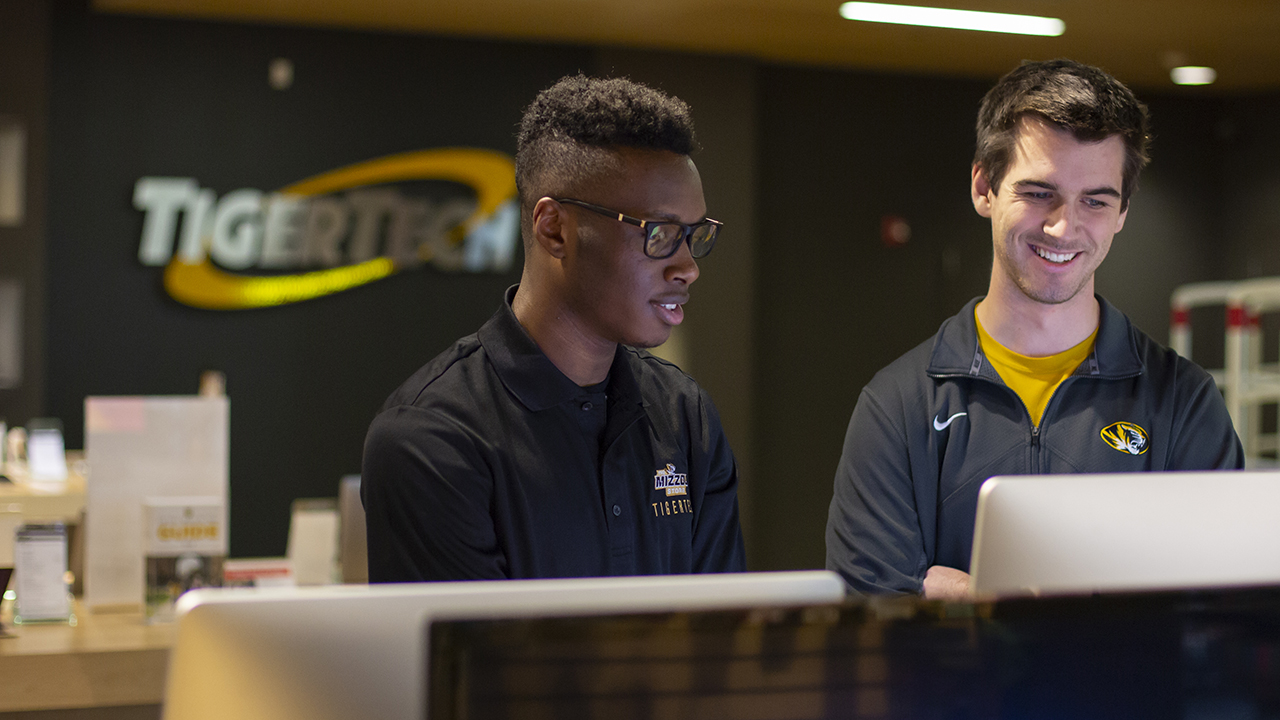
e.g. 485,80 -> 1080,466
838,2 -> 1065,37
1171,66 -> 1217,86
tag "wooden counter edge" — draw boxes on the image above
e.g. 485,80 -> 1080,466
0,645 -> 169,711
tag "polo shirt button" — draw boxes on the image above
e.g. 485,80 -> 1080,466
581,402 -> 593,411
612,504 -> 621,516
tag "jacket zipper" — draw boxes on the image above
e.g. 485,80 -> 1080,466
1030,425 -> 1040,471
939,370 -> 1044,472
1031,375 -> 1083,473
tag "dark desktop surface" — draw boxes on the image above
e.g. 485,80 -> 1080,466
428,587 -> 1280,719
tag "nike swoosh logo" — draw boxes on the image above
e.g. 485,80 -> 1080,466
933,412 -> 968,431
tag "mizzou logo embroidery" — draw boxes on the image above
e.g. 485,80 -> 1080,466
1101,421 -> 1149,455
654,463 -> 688,496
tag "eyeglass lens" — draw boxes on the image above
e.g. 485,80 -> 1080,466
645,223 -> 717,259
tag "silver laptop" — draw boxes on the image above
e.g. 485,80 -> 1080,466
969,470 -> 1280,598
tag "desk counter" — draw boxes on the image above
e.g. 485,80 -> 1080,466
0,602 -> 172,712
0,460 -> 87,524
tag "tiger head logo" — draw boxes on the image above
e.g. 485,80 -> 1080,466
1101,421 -> 1149,455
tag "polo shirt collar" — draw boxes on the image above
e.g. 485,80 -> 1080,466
477,285 -> 643,412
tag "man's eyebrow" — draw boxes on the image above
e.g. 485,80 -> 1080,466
1083,186 -> 1122,198
650,212 -> 684,222
1011,180 -> 1121,198
646,210 -> 708,223
1012,180 -> 1056,191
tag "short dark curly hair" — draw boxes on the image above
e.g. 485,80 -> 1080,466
515,74 -> 698,241
974,59 -> 1151,210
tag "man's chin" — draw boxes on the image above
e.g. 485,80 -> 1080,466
624,328 -> 675,351
1017,278 -> 1091,306
632,337 -> 672,351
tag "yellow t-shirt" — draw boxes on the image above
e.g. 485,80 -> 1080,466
975,311 -> 1097,427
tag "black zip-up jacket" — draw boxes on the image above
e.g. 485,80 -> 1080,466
827,296 -> 1243,596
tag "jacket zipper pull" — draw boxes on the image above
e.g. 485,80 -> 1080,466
1031,426 -> 1040,447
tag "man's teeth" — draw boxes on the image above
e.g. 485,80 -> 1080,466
660,303 -> 678,310
1034,246 -> 1078,263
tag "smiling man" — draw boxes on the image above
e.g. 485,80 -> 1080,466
362,75 -> 745,582
826,59 -> 1242,599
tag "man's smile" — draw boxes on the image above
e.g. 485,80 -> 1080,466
652,297 -> 688,325
1031,243 -> 1080,264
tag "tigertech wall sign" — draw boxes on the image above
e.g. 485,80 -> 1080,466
132,148 -> 519,309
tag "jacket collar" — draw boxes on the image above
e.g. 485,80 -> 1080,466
477,285 -> 643,412
926,295 -> 1144,380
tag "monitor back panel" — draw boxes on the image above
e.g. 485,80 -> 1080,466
163,571 -> 846,720
970,470 -> 1280,597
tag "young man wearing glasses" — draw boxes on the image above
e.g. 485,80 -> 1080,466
362,75 -> 745,582
826,59 -> 1242,599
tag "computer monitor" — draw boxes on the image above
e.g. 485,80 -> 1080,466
162,571 -> 846,720
969,470 -> 1280,598
427,586 -> 1280,720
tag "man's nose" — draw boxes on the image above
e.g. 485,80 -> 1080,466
665,239 -> 700,285
1042,201 -> 1078,240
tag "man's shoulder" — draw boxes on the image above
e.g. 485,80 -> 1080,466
1097,304 -> 1241,469
1122,315 -> 1218,394
863,330 -> 946,403
864,299 -> 980,397
381,332 -> 488,412
362,330 -> 495,470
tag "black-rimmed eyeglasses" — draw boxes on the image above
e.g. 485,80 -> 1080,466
553,198 -> 722,260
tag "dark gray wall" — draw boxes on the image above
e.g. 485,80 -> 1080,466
1095,94 -> 1232,345
0,1 -> 50,425
1219,94 -> 1280,281
1217,94 -> 1280,369
750,66 -> 994,570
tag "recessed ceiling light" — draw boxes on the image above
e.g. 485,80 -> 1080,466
1170,66 -> 1217,86
269,58 -> 294,91
838,2 -> 1065,36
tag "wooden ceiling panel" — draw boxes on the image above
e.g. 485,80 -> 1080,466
92,0 -> 1280,91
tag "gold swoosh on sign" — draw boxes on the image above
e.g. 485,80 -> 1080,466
163,256 -> 397,310
163,148 -> 516,310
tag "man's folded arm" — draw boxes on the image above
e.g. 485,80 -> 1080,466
362,405 -> 507,582
826,389 -> 928,596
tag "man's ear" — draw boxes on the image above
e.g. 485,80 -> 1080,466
971,164 -> 994,218
531,197 -> 569,259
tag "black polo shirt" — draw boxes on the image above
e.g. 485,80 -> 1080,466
361,287 -> 746,581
